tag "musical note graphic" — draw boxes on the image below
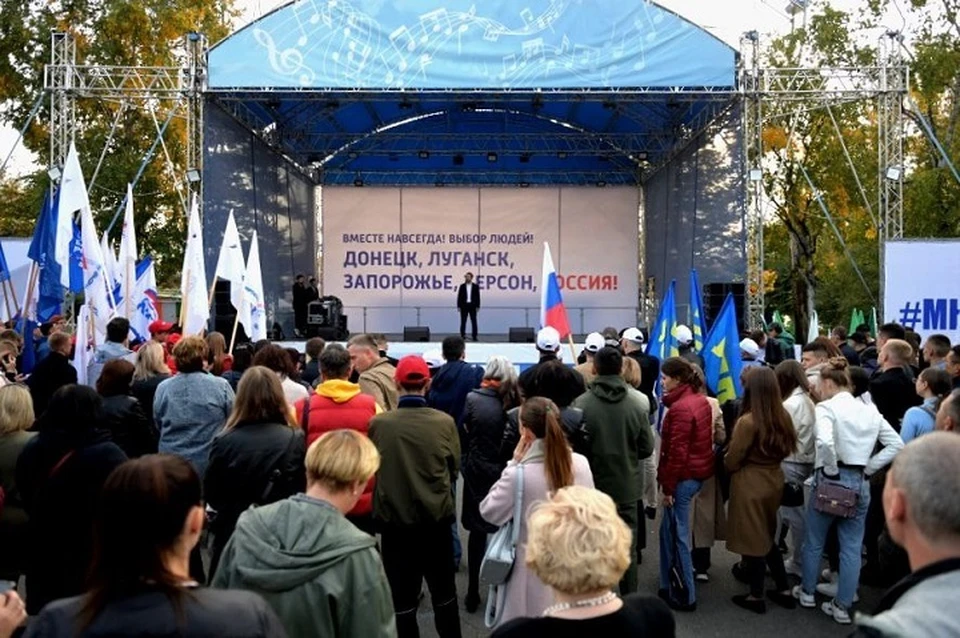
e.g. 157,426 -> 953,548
253,28 -> 317,86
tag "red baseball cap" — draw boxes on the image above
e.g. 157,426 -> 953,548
149,320 -> 174,334
395,355 -> 430,384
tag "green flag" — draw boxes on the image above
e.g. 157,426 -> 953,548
773,310 -> 784,327
848,308 -> 860,336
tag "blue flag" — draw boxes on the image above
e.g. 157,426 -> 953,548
15,318 -> 37,375
646,280 -> 679,361
702,293 -> 744,404
68,221 -> 84,294
689,269 -> 708,354
26,190 -> 65,323
0,242 -> 10,284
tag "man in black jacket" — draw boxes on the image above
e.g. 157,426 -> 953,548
831,326 -> 861,366
947,346 -> 960,391
292,274 -> 307,337
870,339 -> 922,431
621,327 -> 659,415
455,272 -> 480,342
26,333 -> 77,418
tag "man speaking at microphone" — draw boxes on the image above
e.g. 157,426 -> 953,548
456,272 -> 480,342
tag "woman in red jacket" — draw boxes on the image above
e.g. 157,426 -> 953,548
657,357 -> 715,612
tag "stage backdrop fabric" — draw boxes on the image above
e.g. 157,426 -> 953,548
884,240 -> 960,345
322,186 -> 639,335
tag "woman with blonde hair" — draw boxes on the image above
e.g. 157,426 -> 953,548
461,355 -> 522,612
492,486 -> 675,637
204,366 -> 306,574
480,396 -> 594,625
213,430 -> 396,637
131,341 -> 171,430
0,384 -> 36,582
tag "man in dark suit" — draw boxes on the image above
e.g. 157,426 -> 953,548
456,272 -> 480,341
292,274 -> 307,337
26,332 -> 77,417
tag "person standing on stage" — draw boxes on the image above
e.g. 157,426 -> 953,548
292,274 -> 308,338
456,273 -> 481,342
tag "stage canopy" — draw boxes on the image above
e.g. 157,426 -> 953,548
206,0 -> 739,186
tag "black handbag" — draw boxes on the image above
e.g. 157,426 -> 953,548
781,481 -> 804,507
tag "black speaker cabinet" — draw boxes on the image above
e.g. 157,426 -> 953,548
403,326 -> 431,342
703,282 -> 746,327
509,327 -> 536,343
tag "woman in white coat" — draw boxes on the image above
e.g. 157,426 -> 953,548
480,396 -> 594,626
775,360 -> 817,576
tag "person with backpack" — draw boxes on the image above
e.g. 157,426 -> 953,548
900,368 -> 952,443
204,367 -> 306,576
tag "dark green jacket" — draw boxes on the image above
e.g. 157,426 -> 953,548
212,494 -> 396,638
573,375 -> 654,505
369,398 -> 461,526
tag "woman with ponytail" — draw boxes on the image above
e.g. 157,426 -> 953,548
480,396 -> 594,626
900,367 -> 952,442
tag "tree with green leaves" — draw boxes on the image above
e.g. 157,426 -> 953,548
0,0 -> 236,286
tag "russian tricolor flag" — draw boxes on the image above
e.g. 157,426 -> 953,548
540,242 -> 571,338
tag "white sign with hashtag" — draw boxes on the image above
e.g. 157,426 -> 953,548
884,240 -> 960,345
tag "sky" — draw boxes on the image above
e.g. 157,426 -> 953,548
0,0 -> 876,177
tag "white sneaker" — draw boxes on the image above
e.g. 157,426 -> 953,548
821,600 -> 852,625
815,581 -> 859,603
821,568 -> 838,583
792,585 -> 816,609
783,558 -> 803,577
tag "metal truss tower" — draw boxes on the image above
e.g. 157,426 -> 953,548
49,32 -> 77,170
739,36 -> 909,329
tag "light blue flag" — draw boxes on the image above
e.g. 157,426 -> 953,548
689,269 -> 708,354
646,280 -> 679,362
702,293 -> 744,404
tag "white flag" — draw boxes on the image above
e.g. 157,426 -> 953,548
72,304 -> 92,386
101,232 -> 119,292
239,230 -> 266,341
180,195 -> 208,335
117,183 -> 138,316
80,197 -> 116,342
55,142 -> 92,288
807,309 -> 820,345
213,210 -> 245,312
128,257 -> 159,343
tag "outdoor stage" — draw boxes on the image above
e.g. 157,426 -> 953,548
276,338 -> 585,370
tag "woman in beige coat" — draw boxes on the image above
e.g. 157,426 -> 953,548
725,367 -> 798,614
480,396 -> 594,626
691,366 -> 727,582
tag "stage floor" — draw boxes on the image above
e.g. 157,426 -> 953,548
276,338 -> 585,370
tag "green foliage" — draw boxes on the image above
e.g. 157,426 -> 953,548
761,0 -> 960,334
0,0 -> 237,286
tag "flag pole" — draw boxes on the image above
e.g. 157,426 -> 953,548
6,278 -> 19,313
566,334 -> 577,366
179,268 -> 190,329
125,261 -> 132,319
18,263 -> 39,327
207,278 -> 218,313
228,311 -> 241,355
0,281 -> 12,326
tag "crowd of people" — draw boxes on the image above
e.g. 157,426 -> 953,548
0,313 -> 957,637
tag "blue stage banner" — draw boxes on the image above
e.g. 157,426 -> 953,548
208,0 -> 737,90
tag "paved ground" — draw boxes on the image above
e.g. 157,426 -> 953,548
416,511 -> 884,637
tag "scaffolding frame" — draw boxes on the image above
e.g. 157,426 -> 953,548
739,33 -> 909,329
43,29 -> 908,327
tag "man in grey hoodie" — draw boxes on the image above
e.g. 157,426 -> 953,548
850,432 -> 960,637
86,317 -> 136,386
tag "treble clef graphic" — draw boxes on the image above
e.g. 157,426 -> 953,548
253,28 -> 317,86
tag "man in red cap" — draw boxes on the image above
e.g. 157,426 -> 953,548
368,355 -> 462,638
149,320 -> 175,345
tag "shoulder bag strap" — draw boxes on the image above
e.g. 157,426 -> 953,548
300,396 -> 311,433
259,429 -> 301,504
511,462 -> 524,547
48,450 -> 75,479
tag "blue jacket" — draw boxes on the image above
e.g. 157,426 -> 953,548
427,360 -> 483,428
154,372 -> 234,477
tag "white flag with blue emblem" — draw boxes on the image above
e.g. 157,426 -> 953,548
213,210 -> 245,312
79,195 -> 116,343
239,230 -> 266,341
179,196 -> 208,335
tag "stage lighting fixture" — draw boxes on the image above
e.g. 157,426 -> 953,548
487,152 -> 498,162
785,0 -> 808,15
453,154 -> 465,166
399,99 -> 414,110
187,32 -> 201,42
557,151 -> 568,160
750,168 -> 763,182
186,168 -> 201,183
347,151 -> 359,160
519,181 -> 530,188
47,166 -> 62,182
885,165 -> 902,181
596,180 -> 607,187
636,151 -> 648,161
519,153 -> 531,163
435,180 -> 446,187
418,150 -> 430,159
353,176 -> 364,187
